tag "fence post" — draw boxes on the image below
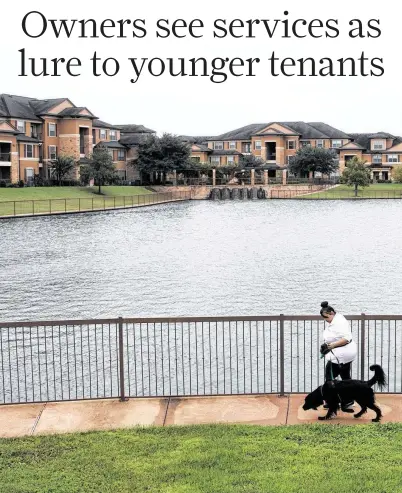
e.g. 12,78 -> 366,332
360,313 -> 366,380
118,317 -> 127,402
279,314 -> 285,396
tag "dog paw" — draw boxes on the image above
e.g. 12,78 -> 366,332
353,413 -> 361,418
372,418 -> 381,423
341,408 -> 355,413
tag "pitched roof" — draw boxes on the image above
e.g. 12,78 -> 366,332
29,98 -> 71,114
213,123 -> 269,141
16,135 -> 41,143
116,124 -> 156,134
211,150 -> 242,156
57,107 -> 97,118
340,141 -> 365,150
308,122 -> 351,139
93,119 -> 120,130
180,135 -> 213,144
96,140 -> 127,149
192,144 -> 211,152
0,94 -> 42,121
279,122 -> 328,139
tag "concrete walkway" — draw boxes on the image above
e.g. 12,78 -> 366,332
1,394 -> 402,438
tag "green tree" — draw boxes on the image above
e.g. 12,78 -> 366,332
340,157 -> 371,197
288,146 -> 339,177
49,155 -> 76,186
81,145 -> 116,194
239,155 -> 264,167
392,166 -> 402,183
135,133 -> 191,184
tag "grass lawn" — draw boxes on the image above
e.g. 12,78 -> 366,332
299,183 -> 402,199
0,186 -> 155,216
1,424 -> 402,493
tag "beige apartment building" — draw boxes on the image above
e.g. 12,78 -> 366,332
0,94 -> 155,184
191,122 -> 402,181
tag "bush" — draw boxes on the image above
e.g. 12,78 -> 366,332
18,180 -> 24,188
0,181 -> 6,188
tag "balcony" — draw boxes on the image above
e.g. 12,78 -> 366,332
0,152 -> 11,163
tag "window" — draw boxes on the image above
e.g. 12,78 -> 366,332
100,129 -> 107,140
110,130 -> 117,140
372,154 -> 382,164
48,123 -> 57,137
287,156 -> 295,165
191,156 -> 200,163
301,141 -> 311,148
373,140 -> 385,150
227,155 -> 235,164
118,150 -> 126,161
287,140 -> 296,150
211,156 -> 221,165
316,140 -> 324,148
31,124 -> 40,139
242,143 -> 251,153
254,140 -> 262,150
229,141 -> 236,150
213,141 -> 223,150
16,120 -> 25,133
48,146 -> 57,160
24,144 -> 33,158
387,155 -> 399,163
331,140 -> 342,148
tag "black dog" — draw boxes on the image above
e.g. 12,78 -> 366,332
302,364 -> 386,422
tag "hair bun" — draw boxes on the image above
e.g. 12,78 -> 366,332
321,301 -> 329,308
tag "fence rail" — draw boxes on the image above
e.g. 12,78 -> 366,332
1,314 -> 402,405
0,191 -> 191,218
271,189 -> 402,199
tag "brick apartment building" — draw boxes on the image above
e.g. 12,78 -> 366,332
190,122 -> 402,180
0,94 -> 155,184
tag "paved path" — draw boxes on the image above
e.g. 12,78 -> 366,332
1,394 -> 402,438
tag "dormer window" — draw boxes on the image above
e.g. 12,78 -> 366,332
373,140 -> 385,150
213,141 -> 224,150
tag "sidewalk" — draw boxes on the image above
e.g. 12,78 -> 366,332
2,394 -> 402,438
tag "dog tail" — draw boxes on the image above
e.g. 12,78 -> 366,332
368,364 -> 387,390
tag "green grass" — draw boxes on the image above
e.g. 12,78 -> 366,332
299,183 -> 402,199
1,424 -> 402,493
0,186 -> 155,216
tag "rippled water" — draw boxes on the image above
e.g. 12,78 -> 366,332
1,200 -> 402,321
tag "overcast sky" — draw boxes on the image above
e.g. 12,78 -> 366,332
1,0 -> 401,137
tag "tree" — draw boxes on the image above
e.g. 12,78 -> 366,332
340,157 -> 370,197
49,155 -> 76,186
135,133 -> 191,183
239,155 -> 264,167
288,146 -> 339,177
392,166 -> 402,183
81,144 -> 117,194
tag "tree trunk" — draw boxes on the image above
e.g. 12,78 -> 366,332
98,182 -> 101,194
354,184 -> 358,197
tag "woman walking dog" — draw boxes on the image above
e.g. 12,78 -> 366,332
320,301 -> 357,413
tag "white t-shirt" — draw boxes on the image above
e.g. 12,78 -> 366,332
322,313 -> 357,364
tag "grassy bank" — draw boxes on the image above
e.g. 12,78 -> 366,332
299,183 -> 402,199
1,424 -> 402,493
0,186 -> 154,216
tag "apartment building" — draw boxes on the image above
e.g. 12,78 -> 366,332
0,94 -> 155,184
193,122 -> 402,180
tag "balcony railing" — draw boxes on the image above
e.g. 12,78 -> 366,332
0,153 -> 11,162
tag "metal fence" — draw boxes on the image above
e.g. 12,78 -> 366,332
0,191 -> 191,218
271,189 -> 402,199
1,315 -> 401,405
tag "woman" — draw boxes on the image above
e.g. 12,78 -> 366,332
320,301 -> 357,412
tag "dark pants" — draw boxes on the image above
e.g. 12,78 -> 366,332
325,361 -> 352,381
325,361 -> 353,407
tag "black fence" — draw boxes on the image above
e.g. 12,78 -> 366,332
1,315 -> 401,405
0,191 -> 191,218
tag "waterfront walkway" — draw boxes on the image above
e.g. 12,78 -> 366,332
2,394 -> 402,438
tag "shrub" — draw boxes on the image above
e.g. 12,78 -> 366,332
18,180 -> 24,188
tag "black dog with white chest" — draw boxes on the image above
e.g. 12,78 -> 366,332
302,364 -> 386,422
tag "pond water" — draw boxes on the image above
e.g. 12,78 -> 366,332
1,199 -> 401,321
